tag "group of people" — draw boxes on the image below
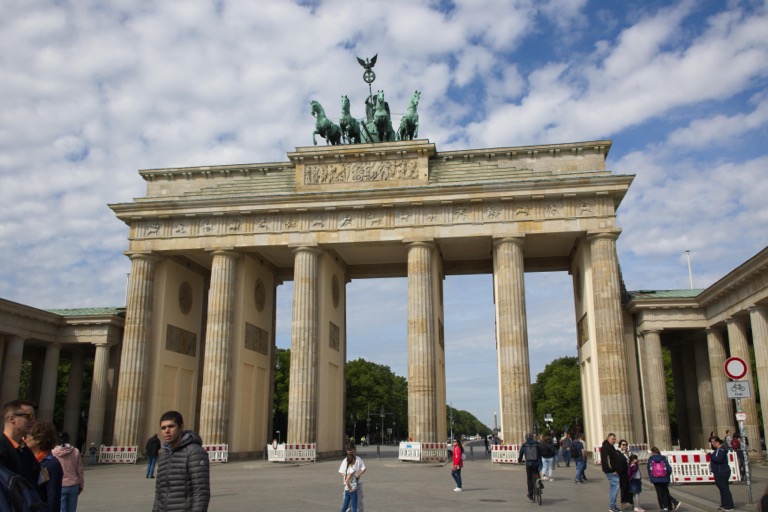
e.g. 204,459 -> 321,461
0,399 -> 85,511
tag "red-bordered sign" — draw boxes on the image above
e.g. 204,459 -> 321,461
724,357 -> 748,380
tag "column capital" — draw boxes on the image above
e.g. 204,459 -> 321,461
493,236 -> 525,248
125,252 -> 159,262
586,230 -> 621,242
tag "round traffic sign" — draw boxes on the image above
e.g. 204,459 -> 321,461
724,357 -> 748,380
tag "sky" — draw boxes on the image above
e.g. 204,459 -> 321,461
1,0 -> 767,430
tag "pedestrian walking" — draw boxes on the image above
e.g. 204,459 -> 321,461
647,446 -> 680,511
451,437 -> 464,492
710,436 -> 734,511
339,449 -> 359,512
540,434 -> 555,481
53,431 -> 85,512
146,433 -> 161,478
627,454 -> 644,512
340,444 -> 366,512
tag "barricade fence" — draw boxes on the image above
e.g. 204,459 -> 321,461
203,444 -> 228,463
593,445 -> 741,484
491,444 -> 520,464
99,445 -> 138,464
267,443 -> 316,462
398,442 -> 448,462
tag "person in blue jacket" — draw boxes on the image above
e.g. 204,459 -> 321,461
646,447 -> 680,511
710,436 -> 734,511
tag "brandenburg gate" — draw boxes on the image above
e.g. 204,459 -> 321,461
108,138 -> 636,457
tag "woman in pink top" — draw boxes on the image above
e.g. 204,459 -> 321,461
52,432 -> 84,512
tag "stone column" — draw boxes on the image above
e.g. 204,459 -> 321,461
0,336 -> 26,405
493,237 -> 532,443
407,242 -> 438,442
706,328 -> 734,436
199,250 -> 239,445
748,307 -> 768,459
694,341 -> 716,446
86,343 -> 111,448
63,350 -> 85,439
37,343 -> 61,421
670,346 -> 690,448
587,232 -> 634,438
640,330 -> 671,449
113,253 -> 157,446
726,318 -> 763,461
287,246 -> 321,444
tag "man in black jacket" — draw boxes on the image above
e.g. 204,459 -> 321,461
0,400 -> 40,488
601,433 -> 623,512
153,410 -> 210,512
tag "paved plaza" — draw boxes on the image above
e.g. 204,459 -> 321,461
76,443 -> 766,512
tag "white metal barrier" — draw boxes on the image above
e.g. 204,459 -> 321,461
491,444 -> 520,464
398,442 -> 448,462
99,445 -> 138,464
666,450 -> 741,483
267,443 -> 316,462
203,444 -> 228,463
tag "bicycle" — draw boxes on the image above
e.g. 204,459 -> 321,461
532,472 -> 543,505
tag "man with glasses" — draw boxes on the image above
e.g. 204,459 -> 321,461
0,399 -> 41,488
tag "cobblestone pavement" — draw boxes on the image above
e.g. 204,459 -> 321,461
77,443 -> 765,511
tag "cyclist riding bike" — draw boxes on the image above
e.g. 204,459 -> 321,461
518,433 -> 543,501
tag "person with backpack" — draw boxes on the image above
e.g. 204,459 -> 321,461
710,436 -> 734,511
518,433 -> 541,501
450,437 -> 464,492
647,446 -> 680,511
540,434 -> 556,481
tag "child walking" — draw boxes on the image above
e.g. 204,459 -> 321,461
627,454 -> 644,512
340,450 -> 358,512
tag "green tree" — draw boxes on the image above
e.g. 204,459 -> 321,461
531,356 -> 582,433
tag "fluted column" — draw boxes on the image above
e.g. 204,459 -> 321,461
407,242 -> 438,442
287,246 -> 321,443
748,307 -> 768,459
0,336 -> 26,404
63,350 -> 85,438
695,341 -> 716,446
706,328 -> 733,436
199,250 -> 239,445
38,343 -> 61,421
113,253 -> 157,446
86,343 -> 111,448
726,318 -> 763,461
588,232 -> 634,438
493,237 -> 532,443
641,331 -> 671,449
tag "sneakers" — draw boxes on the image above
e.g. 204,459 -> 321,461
453,487 -> 462,492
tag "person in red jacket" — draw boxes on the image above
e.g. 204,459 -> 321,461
451,437 -> 464,492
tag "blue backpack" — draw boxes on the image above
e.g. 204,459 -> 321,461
0,465 -> 46,512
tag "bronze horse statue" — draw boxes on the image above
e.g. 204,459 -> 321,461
311,100 -> 342,145
398,90 -> 420,141
339,95 -> 361,144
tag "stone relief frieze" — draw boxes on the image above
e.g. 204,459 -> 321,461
245,322 -> 269,355
304,159 -> 419,185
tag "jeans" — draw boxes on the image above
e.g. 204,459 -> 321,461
341,489 -> 358,512
562,448 -> 571,466
575,458 -> 585,482
146,456 -> 157,477
61,485 -> 80,512
606,471 -> 620,510
542,457 -> 554,478
714,472 -> 734,508
451,467 -> 462,488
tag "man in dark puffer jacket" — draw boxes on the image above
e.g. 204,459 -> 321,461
152,410 -> 210,512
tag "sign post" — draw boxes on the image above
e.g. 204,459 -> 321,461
724,357 -> 752,503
